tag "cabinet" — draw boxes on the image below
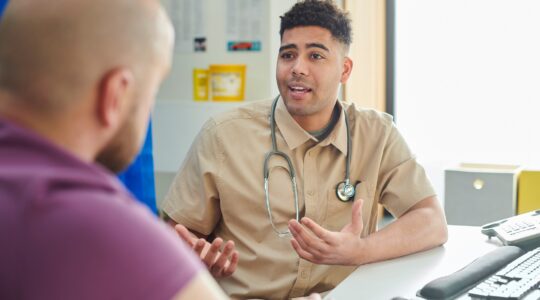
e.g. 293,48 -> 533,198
444,163 -> 520,226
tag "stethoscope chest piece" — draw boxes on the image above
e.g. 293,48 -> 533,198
336,180 -> 355,202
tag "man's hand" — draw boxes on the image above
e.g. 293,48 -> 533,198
175,224 -> 239,277
288,199 -> 365,265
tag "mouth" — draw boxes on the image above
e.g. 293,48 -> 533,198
288,84 -> 312,98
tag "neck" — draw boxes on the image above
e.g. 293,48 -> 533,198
292,102 -> 338,132
0,100 -> 99,164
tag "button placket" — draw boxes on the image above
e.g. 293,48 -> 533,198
303,147 -> 319,221
289,261 -> 313,297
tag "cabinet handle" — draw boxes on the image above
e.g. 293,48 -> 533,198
473,179 -> 484,190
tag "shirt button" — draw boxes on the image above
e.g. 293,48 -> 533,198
301,270 -> 308,278
307,190 -> 314,196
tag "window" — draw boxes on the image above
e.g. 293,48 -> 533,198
393,0 -> 540,201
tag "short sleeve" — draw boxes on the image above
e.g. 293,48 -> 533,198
377,123 -> 436,217
162,119 -> 223,235
26,191 -> 203,300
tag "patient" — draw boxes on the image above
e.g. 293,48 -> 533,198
0,0 -> 227,299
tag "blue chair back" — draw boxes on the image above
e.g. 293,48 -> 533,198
0,0 -> 8,18
118,122 -> 158,214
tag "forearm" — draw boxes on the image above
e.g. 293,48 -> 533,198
354,196 -> 448,265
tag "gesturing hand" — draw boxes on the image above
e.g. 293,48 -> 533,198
175,224 -> 239,277
288,198 -> 365,265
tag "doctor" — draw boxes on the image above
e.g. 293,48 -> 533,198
163,0 -> 447,298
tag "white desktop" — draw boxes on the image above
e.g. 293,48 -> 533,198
325,225 -> 502,300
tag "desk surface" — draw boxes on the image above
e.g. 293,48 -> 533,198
325,225 -> 503,300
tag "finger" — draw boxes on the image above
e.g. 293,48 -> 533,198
300,217 -> 333,243
289,221 -> 327,258
211,240 -> 235,275
193,238 -> 207,256
350,198 -> 364,234
174,224 -> 197,247
288,220 -> 314,250
222,250 -> 239,277
289,219 -> 326,253
202,238 -> 223,268
290,238 -> 316,262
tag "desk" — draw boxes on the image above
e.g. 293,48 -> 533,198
325,225 -> 503,300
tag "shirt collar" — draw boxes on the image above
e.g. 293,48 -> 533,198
274,97 -> 348,155
321,101 -> 348,155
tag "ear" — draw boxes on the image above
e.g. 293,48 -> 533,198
96,68 -> 134,129
340,57 -> 353,84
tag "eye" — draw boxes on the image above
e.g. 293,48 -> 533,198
280,52 -> 295,60
310,53 -> 324,60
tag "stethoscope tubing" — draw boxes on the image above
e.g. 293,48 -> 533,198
263,96 -> 355,237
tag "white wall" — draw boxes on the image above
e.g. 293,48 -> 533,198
394,0 -> 540,202
157,0 -> 297,102
159,0 -> 267,101
153,0 -> 296,203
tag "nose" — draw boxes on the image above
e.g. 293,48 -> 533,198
291,57 -> 308,77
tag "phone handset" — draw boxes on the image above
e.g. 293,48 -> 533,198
481,218 -> 509,237
480,210 -> 540,249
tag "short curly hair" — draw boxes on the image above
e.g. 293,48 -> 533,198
279,0 -> 352,47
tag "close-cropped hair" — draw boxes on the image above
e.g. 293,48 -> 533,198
279,0 -> 352,47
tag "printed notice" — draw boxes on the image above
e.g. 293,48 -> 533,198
226,0 -> 263,52
169,0 -> 207,53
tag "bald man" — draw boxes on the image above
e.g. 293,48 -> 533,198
0,0 -> 227,299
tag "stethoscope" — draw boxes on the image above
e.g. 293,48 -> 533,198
263,96 -> 355,237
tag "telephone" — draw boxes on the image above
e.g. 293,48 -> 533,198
481,209 -> 540,249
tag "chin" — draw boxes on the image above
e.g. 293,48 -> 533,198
95,143 -> 139,174
96,115 -> 145,173
96,154 -> 131,174
283,100 -> 311,116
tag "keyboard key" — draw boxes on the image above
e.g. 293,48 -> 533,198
467,247 -> 540,299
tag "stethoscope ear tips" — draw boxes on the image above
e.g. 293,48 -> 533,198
336,181 -> 355,202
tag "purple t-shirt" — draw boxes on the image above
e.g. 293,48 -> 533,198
0,118 -> 203,299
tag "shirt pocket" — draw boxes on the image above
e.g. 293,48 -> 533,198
324,180 -> 375,236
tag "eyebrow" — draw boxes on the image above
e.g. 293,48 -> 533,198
279,44 -> 297,53
306,43 -> 329,52
278,43 -> 330,53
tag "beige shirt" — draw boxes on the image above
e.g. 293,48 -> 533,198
163,98 -> 435,299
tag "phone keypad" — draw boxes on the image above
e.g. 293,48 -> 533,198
502,220 -> 536,236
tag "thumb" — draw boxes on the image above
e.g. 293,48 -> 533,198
349,198 -> 364,235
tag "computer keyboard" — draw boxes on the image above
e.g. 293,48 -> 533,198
467,247 -> 540,299
417,246 -> 540,299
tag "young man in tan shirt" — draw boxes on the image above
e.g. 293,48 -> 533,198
163,0 -> 448,298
